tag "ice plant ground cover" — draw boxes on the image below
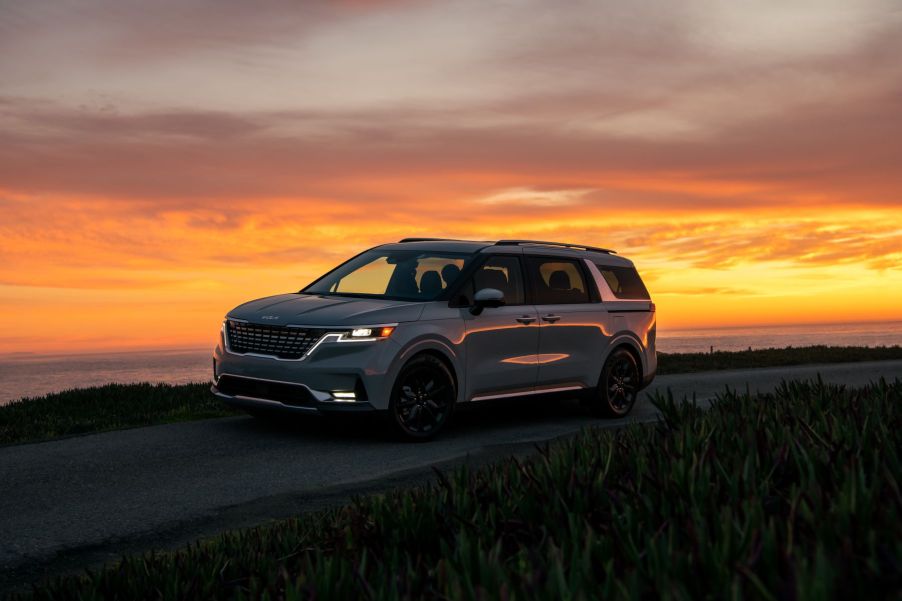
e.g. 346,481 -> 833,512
16,377 -> 901,600
0,382 -> 234,445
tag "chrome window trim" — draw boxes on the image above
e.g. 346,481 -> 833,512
584,260 -> 618,303
584,260 -> 651,307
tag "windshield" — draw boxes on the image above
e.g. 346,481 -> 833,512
302,249 -> 474,301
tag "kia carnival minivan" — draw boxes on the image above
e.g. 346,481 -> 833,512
212,239 -> 656,440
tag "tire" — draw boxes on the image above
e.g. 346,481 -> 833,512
388,354 -> 456,441
590,348 -> 640,418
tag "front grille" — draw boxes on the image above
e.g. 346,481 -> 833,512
226,320 -> 327,360
217,374 -> 315,406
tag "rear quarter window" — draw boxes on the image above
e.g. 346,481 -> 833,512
596,265 -> 650,300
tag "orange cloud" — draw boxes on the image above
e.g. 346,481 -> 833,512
2,185 -> 900,353
1,0 -> 901,352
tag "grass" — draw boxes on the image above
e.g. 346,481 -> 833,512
1,345 -> 900,445
0,382 -> 237,445
14,377 -> 901,600
657,344 -> 902,375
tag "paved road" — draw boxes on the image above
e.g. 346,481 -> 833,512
1,360 -> 900,590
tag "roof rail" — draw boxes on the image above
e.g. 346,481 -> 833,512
398,237 -> 468,243
494,239 -> 616,254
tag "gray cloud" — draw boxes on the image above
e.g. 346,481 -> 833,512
1,74 -> 900,209
1,0 -> 900,212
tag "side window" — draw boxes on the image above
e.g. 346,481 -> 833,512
596,265 -> 650,300
414,257 -> 466,295
464,256 -> 525,305
528,258 -> 590,304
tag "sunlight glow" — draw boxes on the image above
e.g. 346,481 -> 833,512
1,0 -> 900,353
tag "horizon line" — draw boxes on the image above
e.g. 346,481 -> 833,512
2,317 -> 901,359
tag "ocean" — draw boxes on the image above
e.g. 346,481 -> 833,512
656,320 -> 902,354
1,320 -> 901,405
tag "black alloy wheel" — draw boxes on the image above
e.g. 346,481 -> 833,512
592,348 -> 640,417
389,354 -> 456,440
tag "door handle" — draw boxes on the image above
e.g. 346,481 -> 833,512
515,315 -> 537,324
542,314 -> 561,323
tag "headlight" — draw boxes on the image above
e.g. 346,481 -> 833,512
346,326 -> 395,340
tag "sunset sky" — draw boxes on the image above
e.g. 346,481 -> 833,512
1,0 -> 901,353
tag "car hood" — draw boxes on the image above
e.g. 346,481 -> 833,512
227,293 -> 426,327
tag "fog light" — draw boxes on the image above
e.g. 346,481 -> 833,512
332,391 -> 357,401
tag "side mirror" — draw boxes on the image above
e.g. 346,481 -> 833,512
470,288 -> 505,315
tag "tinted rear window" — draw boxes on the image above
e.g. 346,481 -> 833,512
596,265 -> 650,300
527,257 -> 590,304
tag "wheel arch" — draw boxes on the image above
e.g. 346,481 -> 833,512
599,334 -> 646,382
591,337 -> 644,418
391,338 -> 462,403
410,349 -> 459,398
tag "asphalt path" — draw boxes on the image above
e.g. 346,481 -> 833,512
1,360 -> 900,591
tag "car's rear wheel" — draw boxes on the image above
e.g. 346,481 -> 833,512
590,348 -> 640,417
388,354 -> 455,440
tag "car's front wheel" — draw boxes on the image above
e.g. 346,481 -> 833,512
590,348 -> 640,418
388,354 -> 456,440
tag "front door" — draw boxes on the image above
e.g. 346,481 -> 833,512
461,255 -> 539,400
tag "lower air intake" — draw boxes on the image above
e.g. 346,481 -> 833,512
216,375 -> 315,407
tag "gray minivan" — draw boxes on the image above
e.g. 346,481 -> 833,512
212,239 -> 656,439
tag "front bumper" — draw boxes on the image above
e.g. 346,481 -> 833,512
213,330 -> 401,412
212,375 -> 377,415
